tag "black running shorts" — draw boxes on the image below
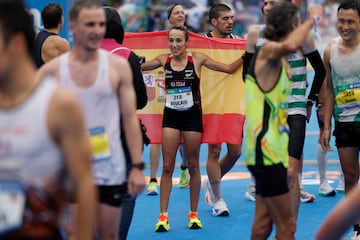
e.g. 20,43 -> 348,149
248,163 -> 289,197
162,105 -> 203,132
287,114 -> 306,160
334,121 -> 360,148
98,184 -> 127,208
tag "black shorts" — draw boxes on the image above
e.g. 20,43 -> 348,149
247,163 -> 289,197
98,184 -> 127,208
162,105 -> 203,132
334,121 -> 360,148
287,114 -> 306,160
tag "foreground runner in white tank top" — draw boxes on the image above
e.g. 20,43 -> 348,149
0,1 -> 96,239
37,1 -> 146,239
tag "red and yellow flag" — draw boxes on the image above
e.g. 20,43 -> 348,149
123,31 -> 246,144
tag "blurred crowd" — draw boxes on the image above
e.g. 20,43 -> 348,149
105,0 -> 262,37
104,0 -> 339,42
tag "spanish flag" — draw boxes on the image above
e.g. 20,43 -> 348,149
123,31 -> 246,144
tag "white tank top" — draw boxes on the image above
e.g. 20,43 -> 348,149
0,77 -> 64,188
59,50 -> 126,185
330,37 -> 360,122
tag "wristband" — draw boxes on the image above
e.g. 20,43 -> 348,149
131,162 -> 145,170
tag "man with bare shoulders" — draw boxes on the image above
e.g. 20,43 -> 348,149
33,3 -> 70,68
244,3 -> 323,239
0,0 -> 96,239
201,3 -> 242,217
37,1 -> 146,239
243,0 -> 328,212
320,0 -> 360,238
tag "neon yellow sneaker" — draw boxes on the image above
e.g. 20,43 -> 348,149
188,212 -> 202,229
178,168 -> 189,188
146,181 -> 159,196
155,213 -> 170,232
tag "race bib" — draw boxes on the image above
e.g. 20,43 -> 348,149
165,87 -> 194,110
0,180 -> 25,235
336,84 -> 360,105
88,127 -> 111,161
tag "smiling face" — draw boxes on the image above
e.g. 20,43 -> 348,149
70,6 -> 106,51
336,8 -> 360,42
168,5 -> 185,27
168,28 -> 188,57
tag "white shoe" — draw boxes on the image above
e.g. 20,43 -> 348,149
349,231 -> 360,240
318,180 -> 336,196
201,178 -> 215,207
245,186 -> 256,202
300,186 -> 315,203
336,177 -> 345,192
212,198 -> 229,216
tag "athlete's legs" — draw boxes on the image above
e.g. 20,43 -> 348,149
251,193 -> 295,240
263,193 -> 295,240
317,126 -> 328,183
288,156 -> 300,220
207,143 -> 222,200
66,202 -> 121,240
338,147 -> 359,194
160,127 -> 181,213
97,204 -> 122,240
287,115 -> 305,219
183,131 -> 202,212
150,144 -> 160,182
219,143 -> 241,176
250,196 -> 273,239
338,147 -> 360,228
178,144 -> 190,188
317,141 -> 328,183
179,144 -> 188,168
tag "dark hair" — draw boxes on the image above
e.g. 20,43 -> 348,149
69,0 -> 102,22
338,0 -> 360,16
42,3 -> 63,29
208,3 -> 232,22
168,25 -> 189,42
263,1 -> 299,41
103,7 -> 124,44
0,0 -> 35,55
167,3 -> 180,20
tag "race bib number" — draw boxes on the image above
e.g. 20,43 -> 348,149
165,87 -> 194,110
88,127 -> 111,161
336,84 -> 360,105
0,180 -> 25,235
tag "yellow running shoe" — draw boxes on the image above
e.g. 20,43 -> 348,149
146,181 -> 159,196
188,212 -> 202,229
155,214 -> 170,232
179,168 -> 189,188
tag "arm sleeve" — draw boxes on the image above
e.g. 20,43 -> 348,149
305,50 -> 326,101
128,51 -> 148,110
242,51 -> 254,81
